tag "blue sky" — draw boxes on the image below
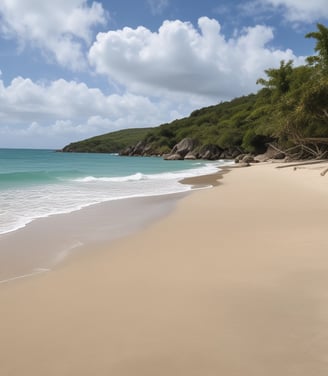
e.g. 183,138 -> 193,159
0,0 -> 327,148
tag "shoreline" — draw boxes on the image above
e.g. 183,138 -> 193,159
0,164 -> 229,283
1,161 -> 328,375
0,191 -> 192,283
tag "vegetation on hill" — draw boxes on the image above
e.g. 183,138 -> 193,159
63,23 -> 328,160
62,128 -> 152,153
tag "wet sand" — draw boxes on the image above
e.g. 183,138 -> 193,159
1,162 -> 328,375
0,193 -> 188,282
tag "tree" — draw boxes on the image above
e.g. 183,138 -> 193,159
279,69 -> 328,159
256,60 -> 294,100
306,23 -> 328,72
300,75 -> 328,125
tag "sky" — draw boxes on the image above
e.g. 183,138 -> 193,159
0,0 -> 327,149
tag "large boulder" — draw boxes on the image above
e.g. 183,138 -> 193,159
234,154 -> 245,163
242,154 -> 255,163
184,152 -> 197,160
255,145 -> 285,162
163,153 -> 184,160
198,144 -> 223,160
120,145 -> 133,156
170,138 -> 195,158
141,144 -> 155,156
132,140 -> 147,155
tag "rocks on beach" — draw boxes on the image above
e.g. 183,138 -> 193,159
122,136 -> 287,164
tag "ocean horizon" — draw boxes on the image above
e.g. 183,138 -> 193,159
0,148 -> 231,236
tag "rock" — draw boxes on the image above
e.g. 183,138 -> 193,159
163,153 -> 183,160
198,144 -> 223,160
234,154 -> 245,163
255,145 -> 285,162
132,140 -> 147,155
170,138 -> 195,158
202,151 -> 212,160
141,144 -> 154,156
121,142 -> 145,156
184,152 -> 197,160
254,154 -> 269,162
120,146 -> 133,156
273,152 -> 285,160
231,150 -> 241,159
242,155 -> 255,163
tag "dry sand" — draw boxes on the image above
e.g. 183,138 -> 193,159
1,162 -> 328,375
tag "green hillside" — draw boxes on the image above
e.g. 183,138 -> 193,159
132,91 -> 276,156
62,127 -> 153,153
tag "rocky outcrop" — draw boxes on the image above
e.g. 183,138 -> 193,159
197,144 -> 223,160
254,144 -> 286,162
163,138 -> 197,160
120,137 -> 244,161
234,145 -> 288,164
170,138 -> 195,158
184,152 -> 197,160
121,141 -> 156,157
242,155 -> 256,163
163,153 -> 184,160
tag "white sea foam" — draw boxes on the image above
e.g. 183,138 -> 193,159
74,172 -> 146,183
73,161 -> 225,184
0,159 -> 232,235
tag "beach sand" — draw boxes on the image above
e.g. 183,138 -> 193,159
0,193 -> 187,282
1,162 -> 328,375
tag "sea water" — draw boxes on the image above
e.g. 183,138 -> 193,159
0,148 -> 230,235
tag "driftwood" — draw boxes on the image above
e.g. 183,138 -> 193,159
303,137 -> 328,144
268,137 -> 328,160
320,167 -> 328,176
276,160 -> 327,169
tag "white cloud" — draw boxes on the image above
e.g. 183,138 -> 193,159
89,17 -> 304,102
258,0 -> 328,23
0,75 -> 193,148
0,0 -> 107,70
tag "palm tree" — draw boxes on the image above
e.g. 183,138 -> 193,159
256,60 -> 294,99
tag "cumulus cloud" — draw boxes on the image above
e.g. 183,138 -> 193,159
89,17 -> 304,101
0,75 -> 189,148
0,0 -> 107,70
258,0 -> 328,23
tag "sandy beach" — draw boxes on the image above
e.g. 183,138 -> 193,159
0,193 -> 187,282
1,161 -> 328,375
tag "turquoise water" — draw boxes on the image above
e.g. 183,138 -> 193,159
0,148 -> 229,235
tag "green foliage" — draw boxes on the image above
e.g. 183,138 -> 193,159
217,128 -> 243,149
256,60 -> 294,100
62,128 -> 152,153
242,129 -> 273,153
126,93 -> 276,155
281,73 -> 328,142
301,75 -> 328,122
306,23 -> 328,72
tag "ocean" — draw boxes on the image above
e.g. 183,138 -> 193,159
0,148 -> 230,236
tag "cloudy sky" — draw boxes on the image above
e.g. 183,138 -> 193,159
0,0 -> 327,149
